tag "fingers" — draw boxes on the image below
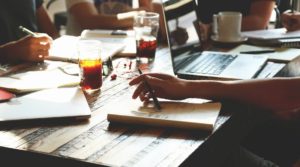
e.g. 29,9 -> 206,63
132,82 -> 146,99
29,52 -> 47,62
132,82 -> 151,102
129,73 -> 173,86
281,13 -> 300,31
26,36 -> 51,62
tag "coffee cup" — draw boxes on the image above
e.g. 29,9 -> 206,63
213,11 -> 242,42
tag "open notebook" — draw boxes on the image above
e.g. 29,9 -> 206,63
48,35 -> 126,63
107,97 -> 221,131
0,62 -> 80,94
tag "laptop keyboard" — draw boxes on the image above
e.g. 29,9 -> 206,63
186,53 -> 237,75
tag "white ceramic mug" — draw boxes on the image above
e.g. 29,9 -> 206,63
213,11 -> 242,42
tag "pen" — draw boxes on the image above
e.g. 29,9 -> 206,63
291,0 -> 295,13
138,68 -> 161,112
19,26 -> 38,37
240,50 -> 275,54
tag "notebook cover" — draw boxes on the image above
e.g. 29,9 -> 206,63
107,98 -> 221,131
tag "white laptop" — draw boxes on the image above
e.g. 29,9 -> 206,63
0,87 -> 91,122
162,0 -> 267,80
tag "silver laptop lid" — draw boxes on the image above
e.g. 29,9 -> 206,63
162,0 -> 202,74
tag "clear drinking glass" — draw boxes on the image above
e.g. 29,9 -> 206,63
77,40 -> 102,92
134,12 -> 159,63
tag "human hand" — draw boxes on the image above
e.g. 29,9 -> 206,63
129,73 -> 190,102
2,33 -> 52,63
281,12 -> 300,31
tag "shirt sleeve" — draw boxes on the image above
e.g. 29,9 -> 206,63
65,0 -> 94,10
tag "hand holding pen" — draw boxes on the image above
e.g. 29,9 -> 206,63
137,69 -> 161,112
130,72 -> 193,111
13,26 -> 53,62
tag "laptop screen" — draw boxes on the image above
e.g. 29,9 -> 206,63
162,0 -> 201,73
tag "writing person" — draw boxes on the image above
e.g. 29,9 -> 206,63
281,11 -> 300,31
197,0 -> 276,41
0,0 -> 59,63
129,73 -> 300,166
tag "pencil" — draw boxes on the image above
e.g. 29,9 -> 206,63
291,0 -> 295,13
19,26 -> 38,37
240,49 -> 275,54
138,68 -> 161,112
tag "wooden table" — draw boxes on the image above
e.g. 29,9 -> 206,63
0,45 -> 288,167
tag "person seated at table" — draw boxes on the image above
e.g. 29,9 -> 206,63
198,0 -> 276,41
65,0 -> 158,35
129,73 -> 300,166
281,11 -> 300,31
0,0 -> 58,63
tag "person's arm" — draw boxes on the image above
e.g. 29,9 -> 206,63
281,12 -> 300,31
36,5 -> 59,39
68,2 -> 134,30
0,35 -> 51,63
241,0 -> 275,31
129,73 -> 300,119
139,0 -> 153,11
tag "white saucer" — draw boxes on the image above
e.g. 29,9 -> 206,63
211,35 -> 248,43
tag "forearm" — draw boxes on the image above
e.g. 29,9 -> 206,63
186,78 -> 300,112
69,2 -> 133,30
242,16 -> 270,31
185,80 -> 229,100
0,42 -> 14,63
242,0 -> 275,31
36,6 -> 59,39
79,15 -> 133,30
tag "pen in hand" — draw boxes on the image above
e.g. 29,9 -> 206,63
138,68 -> 161,112
19,26 -> 38,37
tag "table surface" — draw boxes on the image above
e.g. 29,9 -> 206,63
0,47 -> 232,167
0,43 -> 295,166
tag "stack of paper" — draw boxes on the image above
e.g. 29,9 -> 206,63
241,28 -> 300,47
242,28 -> 300,40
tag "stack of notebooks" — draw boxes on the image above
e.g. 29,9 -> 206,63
242,28 -> 300,48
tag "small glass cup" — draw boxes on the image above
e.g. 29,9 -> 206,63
134,12 -> 159,63
77,40 -> 102,92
